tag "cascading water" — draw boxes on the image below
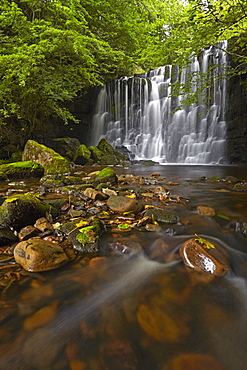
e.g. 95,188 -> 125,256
90,41 -> 228,164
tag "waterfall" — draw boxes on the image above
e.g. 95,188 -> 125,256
90,41 -> 228,164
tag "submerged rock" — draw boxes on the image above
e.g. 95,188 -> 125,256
22,140 -> 71,174
0,193 -> 59,230
196,205 -> 216,217
14,238 -> 69,271
180,236 -> 230,276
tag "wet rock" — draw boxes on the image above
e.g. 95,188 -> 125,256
0,193 -> 59,230
84,187 -> 108,201
14,238 -> 69,272
196,205 -> 216,217
108,239 -> 142,255
22,140 -> 71,174
61,218 -> 102,253
0,161 -> 44,180
89,167 -> 118,186
107,195 -> 144,214
144,207 -> 178,223
165,353 -> 223,370
0,226 -> 18,246
180,236 -> 230,276
100,340 -> 138,370
34,217 -> 53,232
18,225 -> 39,241
145,223 -> 162,232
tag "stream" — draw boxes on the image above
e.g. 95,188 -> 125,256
0,164 -> 246,369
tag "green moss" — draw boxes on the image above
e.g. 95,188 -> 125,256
0,193 -> 59,229
98,167 -> 115,178
22,140 -> 71,174
0,161 -> 44,179
88,146 -> 104,162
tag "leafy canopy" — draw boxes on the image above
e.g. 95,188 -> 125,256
0,0 -> 247,134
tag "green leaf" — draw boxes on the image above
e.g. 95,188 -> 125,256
194,234 -> 215,249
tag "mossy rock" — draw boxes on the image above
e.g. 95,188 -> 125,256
0,193 -> 59,230
89,167 -> 118,185
98,154 -> 119,165
88,146 -> 105,162
144,207 -> 178,223
0,161 -> 44,179
22,140 -> 71,175
52,137 -> 80,160
73,144 -> 93,165
54,184 -> 93,195
61,218 -> 102,253
97,138 -> 127,163
233,182 -> 247,191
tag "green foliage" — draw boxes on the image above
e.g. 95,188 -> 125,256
194,234 -> 215,249
0,0 -> 247,134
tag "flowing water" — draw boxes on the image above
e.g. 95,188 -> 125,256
0,165 -> 247,369
90,41 -> 228,164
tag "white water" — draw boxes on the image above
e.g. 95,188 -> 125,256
90,41 -> 228,164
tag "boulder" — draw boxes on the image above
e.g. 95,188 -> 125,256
0,161 -> 44,179
180,236 -> 230,276
73,144 -> 93,165
97,138 -> 127,162
89,139 -> 128,165
107,195 -> 144,214
51,137 -> 80,160
14,238 -> 69,271
144,207 -> 178,223
0,193 -> 59,230
22,140 -> 71,174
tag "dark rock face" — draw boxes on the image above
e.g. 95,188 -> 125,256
226,73 -> 247,164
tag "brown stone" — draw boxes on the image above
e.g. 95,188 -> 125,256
18,225 -> 39,241
14,238 -> 69,272
196,205 -> 216,217
107,195 -> 144,214
179,237 -> 230,276
34,217 -> 53,232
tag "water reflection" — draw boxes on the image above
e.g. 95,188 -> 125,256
0,165 -> 246,369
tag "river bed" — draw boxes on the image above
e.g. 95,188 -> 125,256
0,164 -> 246,369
